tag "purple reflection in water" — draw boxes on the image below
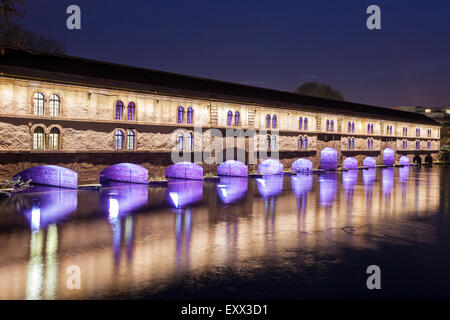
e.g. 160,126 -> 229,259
217,160 -> 248,177
166,179 -> 203,208
343,157 -> 358,170
382,168 -> 394,195
383,148 -> 395,166
399,156 -> 410,166
100,163 -> 148,184
363,168 -> 376,192
217,177 -> 248,204
319,172 -> 337,207
342,170 -> 358,195
165,162 -> 203,180
291,174 -> 313,196
399,166 -> 410,185
101,182 -> 149,222
13,165 -> 78,189
292,158 -> 313,173
363,157 -> 376,168
257,159 -> 283,175
19,186 -> 78,231
256,175 -> 284,198
320,148 -> 337,170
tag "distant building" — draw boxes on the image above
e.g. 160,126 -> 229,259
394,106 -> 450,147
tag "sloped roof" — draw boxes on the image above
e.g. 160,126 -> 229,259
0,45 -> 439,126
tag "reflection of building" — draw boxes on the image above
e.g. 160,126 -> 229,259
0,46 -> 442,182
394,106 -> 450,146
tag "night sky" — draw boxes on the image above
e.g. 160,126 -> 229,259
18,0 -> 450,108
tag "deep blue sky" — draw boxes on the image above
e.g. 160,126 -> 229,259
17,0 -> 450,107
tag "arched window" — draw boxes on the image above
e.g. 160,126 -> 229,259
303,136 -> 308,150
367,124 -> 371,134
304,117 -> 308,130
271,135 -> 277,150
115,130 -> 124,150
186,132 -> 193,150
351,138 -> 355,150
367,139 -> 371,150
177,106 -> 184,124
177,132 -> 184,150
370,124 -> 374,134
348,122 -> 351,133
299,117 -> 303,130
33,127 -> 45,150
427,141 -> 431,149
266,114 -> 271,129
187,107 -> 193,124
266,135 -> 271,151
405,127 -> 408,136
33,92 -> 45,116
127,102 -> 136,121
49,94 -> 60,117
370,139 -> 374,150
49,127 -> 60,150
348,138 -> 351,149
352,122 -> 355,133
126,130 -> 135,150
326,120 -> 330,131
272,115 -> 277,128
227,111 -> 233,126
330,120 -> 334,131
235,111 -> 240,126
298,136 -> 303,150
416,140 -> 420,150
115,101 -> 124,120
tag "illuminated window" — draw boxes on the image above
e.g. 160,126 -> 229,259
303,136 -> 308,150
351,138 -> 355,149
416,140 -> 420,150
348,122 -> 351,133
49,127 -> 60,150
186,132 -> 193,150
177,132 -> 184,150
298,136 -> 303,150
235,111 -> 240,126
299,117 -> 303,130
348,138 -> 351,149
266,135 -> 271,151
115,101 -> 124,120
352,122 -> 355,133
49,94 -> 60,117
272,115 -> 277,128
330,120 -> 334,131
126,130 -> 135,150
187,107 -> 193,124
177,106 -> 184,124
266,114 -> 271,128
33,92 -> 45,116
33,127 -> 45,150
326,120 -> 330,131
127,102 -> 136,121
304,117 -> 308,130
227,111 -> 233,126
115,130 -> 124,150
271,135 -> 277,150
425,108 -> 431,113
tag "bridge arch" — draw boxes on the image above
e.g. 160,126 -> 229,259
217,160 -> 248,177
100,163 -> 148,184
363,156 -> 376,168
292,158 -> 313,173
343,157 -> 358,170
382,148 -> 395,166
413,155 -> 422,164
165,162 -> 203,180
258,159 -> 283,175
320,147 -> 337,170
399,156 -> 410,166
13,165 -> 78,189
425,155 -> 433,164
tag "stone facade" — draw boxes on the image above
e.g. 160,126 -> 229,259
0,76 -> 441,183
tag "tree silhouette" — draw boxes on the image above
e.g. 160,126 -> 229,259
295,82 -> 344,101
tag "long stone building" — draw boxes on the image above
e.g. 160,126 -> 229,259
0,46 -> 441,183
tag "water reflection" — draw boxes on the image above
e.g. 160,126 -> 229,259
166,179 -> 203,209
217,177 -> 248,204
0,167 -> 445,300
318,172 -> 337,207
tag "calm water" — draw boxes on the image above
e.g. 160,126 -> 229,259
0,166 -> 449,300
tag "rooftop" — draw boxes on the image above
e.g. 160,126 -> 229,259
0,45 -> 440,126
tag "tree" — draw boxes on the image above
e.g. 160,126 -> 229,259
0,21 -> 65,53
295,82 -> 344,101
0,0 -> 64,53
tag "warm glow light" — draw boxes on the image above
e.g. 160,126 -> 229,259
425,108 -> 431,113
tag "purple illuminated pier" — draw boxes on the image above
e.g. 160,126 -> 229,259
165,162 -> 203,180
292,158 -> 313,173
383,148 -> 395,166
343,157 -> 358,170
100,163 -> 148,184
399,156 -> 410,166
13,165 -> 78,189
217,160 -> 248,177
320,148 -> 337,171
363,157 -> 376,168
257,159 -> 283,175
